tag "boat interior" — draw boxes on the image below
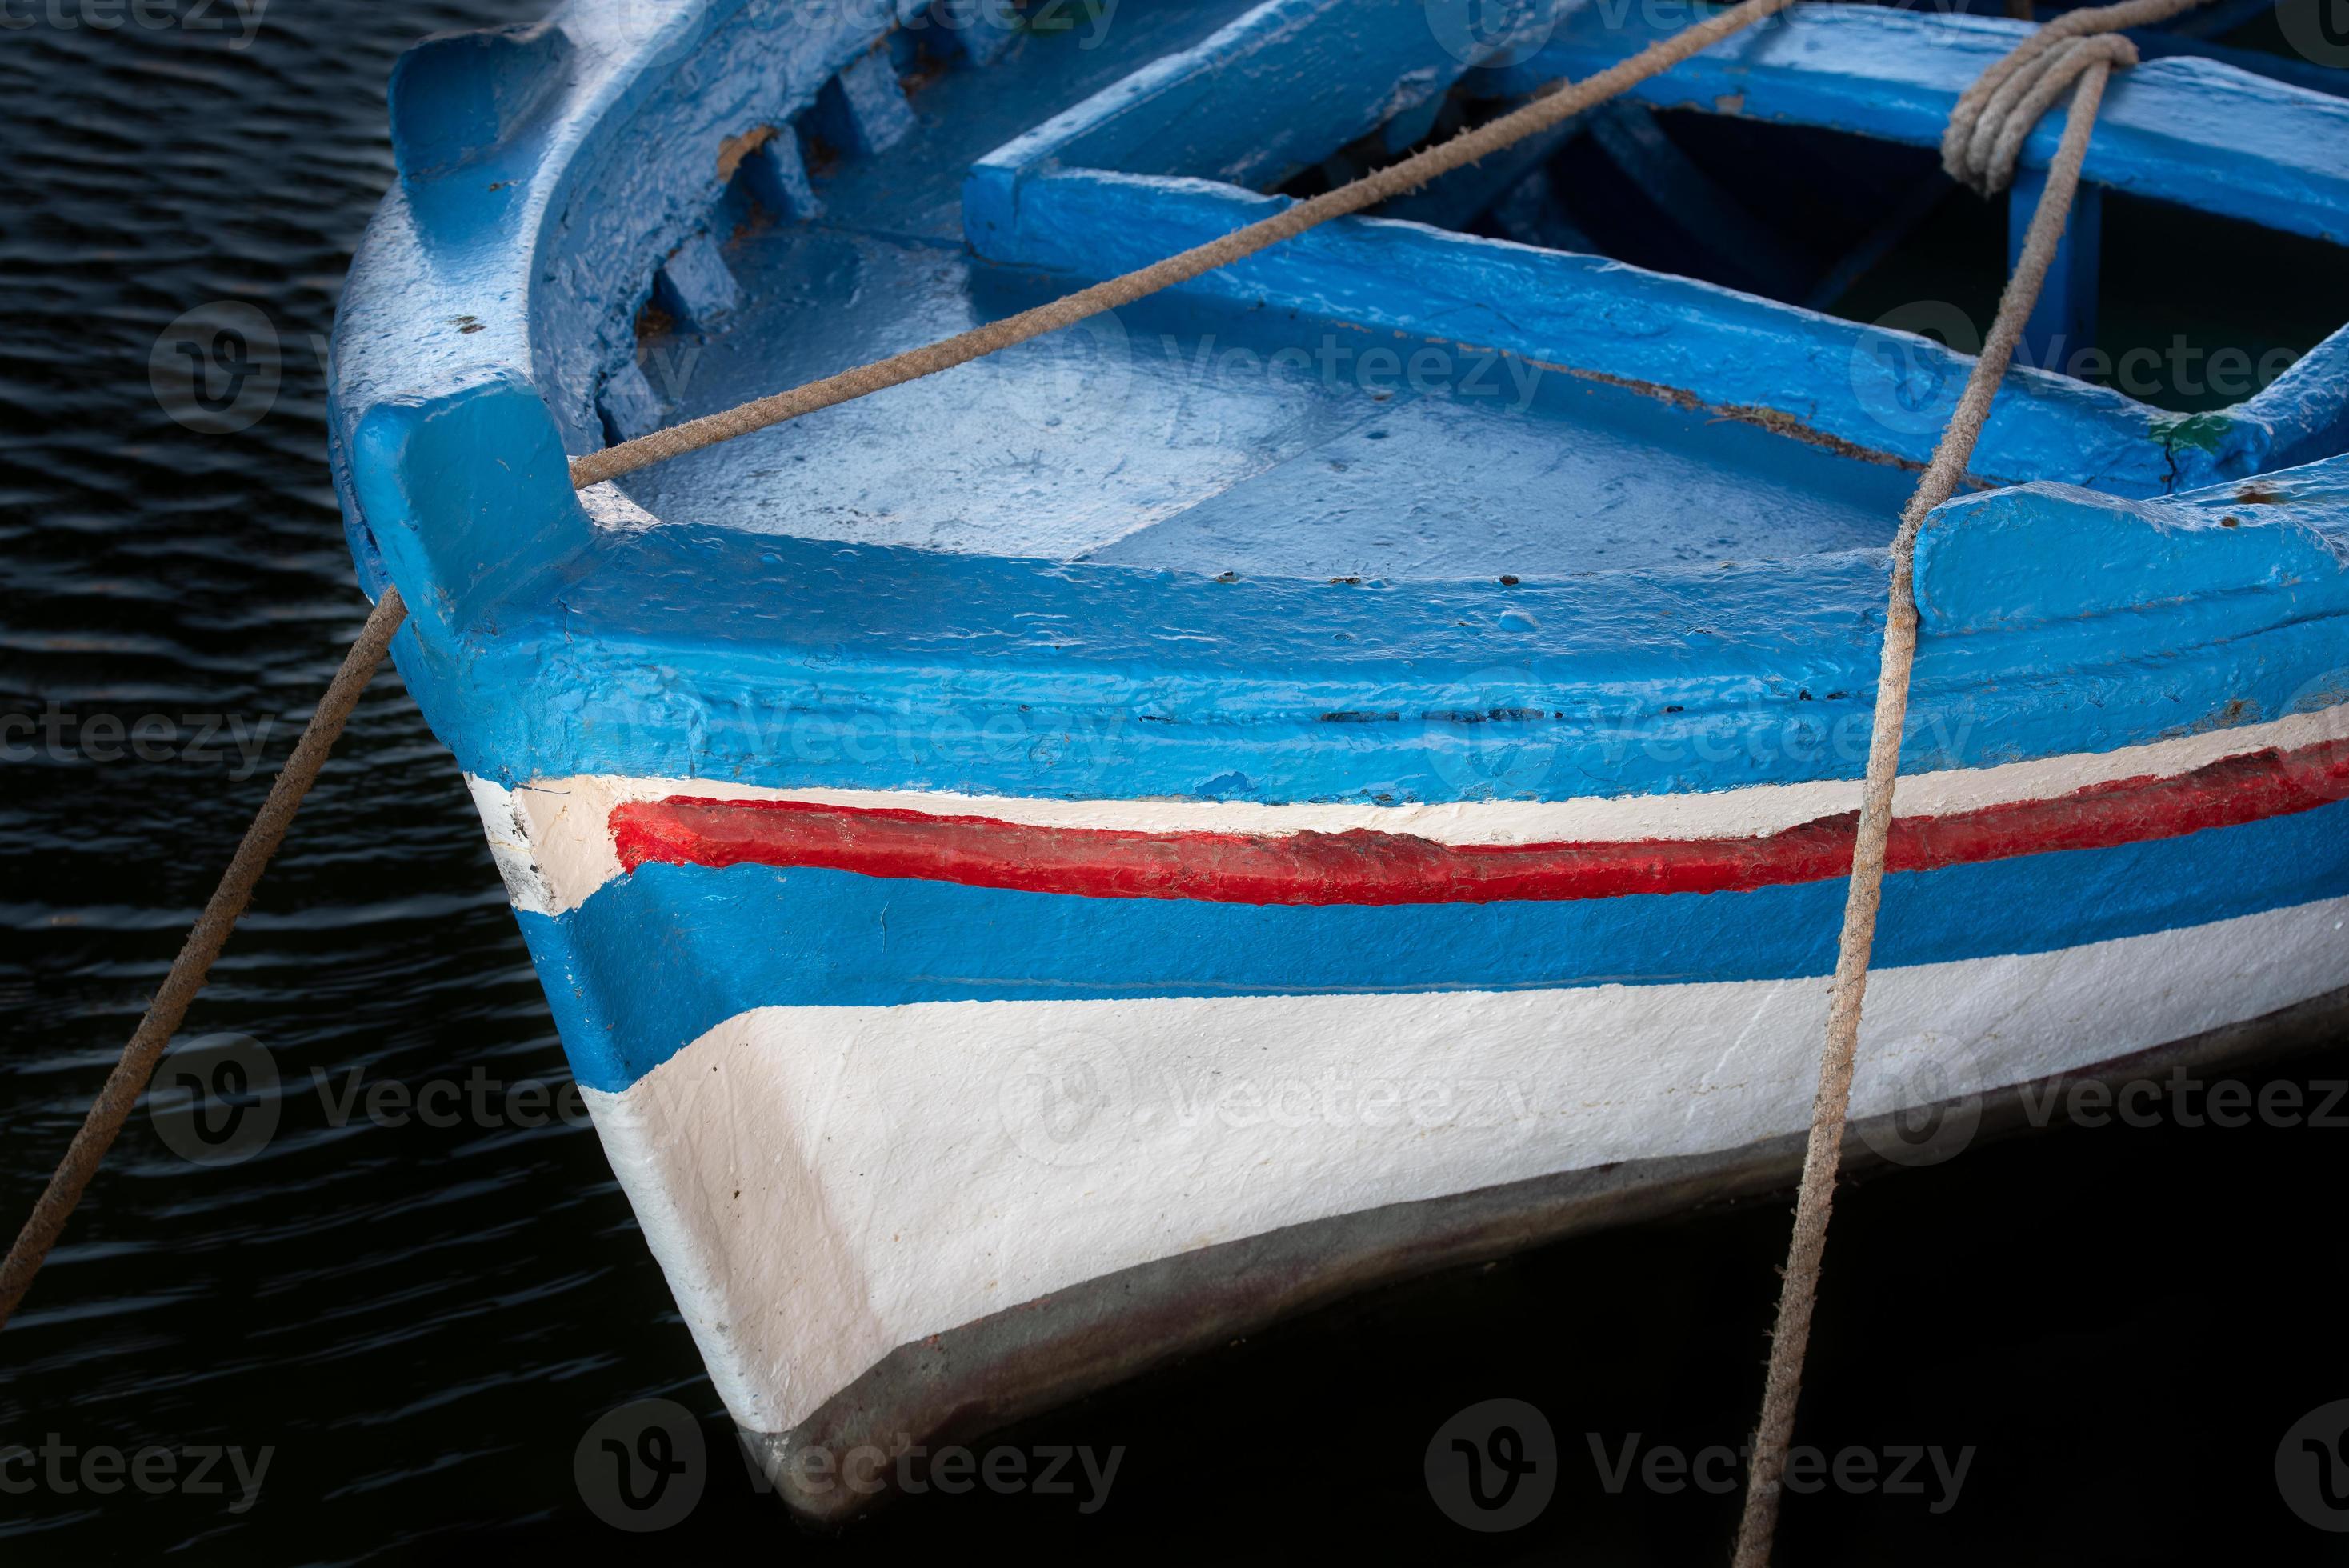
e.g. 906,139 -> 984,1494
502,0 -> 2349,584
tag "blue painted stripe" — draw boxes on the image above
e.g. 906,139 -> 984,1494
522,794 -> 2349,1090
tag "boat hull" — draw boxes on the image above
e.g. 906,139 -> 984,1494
325,0 -> 2349,1525
722,978 -> 2349,1523
476,702 -> 2349,1518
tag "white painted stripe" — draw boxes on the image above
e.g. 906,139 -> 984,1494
473,703 -> 2349,914
581,894 -> 2349,1434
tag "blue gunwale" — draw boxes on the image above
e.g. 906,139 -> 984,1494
329,0 -> 2349,814
390,453 -> 2349,802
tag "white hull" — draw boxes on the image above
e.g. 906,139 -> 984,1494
583,890 -> 2349,1439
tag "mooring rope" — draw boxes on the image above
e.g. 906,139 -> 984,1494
0,26 -> 2209,1554
0,0 -> 1805,1330
568,0 -> 1804,488
1943,0 -> 2208,194
0,587 -> 408,1330
1731,2 -> 2195,1558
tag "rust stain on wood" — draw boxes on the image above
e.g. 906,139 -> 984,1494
718,124 -> 778,183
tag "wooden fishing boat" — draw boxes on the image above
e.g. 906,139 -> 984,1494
329,0 -> 2349,1519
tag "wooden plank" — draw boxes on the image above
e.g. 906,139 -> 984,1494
2010,170 -> 2102,375
1487,6 -> 2349,246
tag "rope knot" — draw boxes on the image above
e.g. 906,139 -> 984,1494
1943,29 -> 2139,196
1940,0 -> 2216,197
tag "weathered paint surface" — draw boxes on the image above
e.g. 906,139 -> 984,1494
1488,5 -> 2349,244
582,890 -> 2349,1435
608,736 -> 2349,904
471,694 -> 2349,918
493,756 -> 2349,1095
969,0 -> 2349,495
324,0 -> 2349,1513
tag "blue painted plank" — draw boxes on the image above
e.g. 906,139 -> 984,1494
1489,6 -> 2349,246
2117,30 -> 2349,98
975,163 -> 2223,493
971,0 -> 1559,197
597,358 -> 664,444
1916,454 -> 2349,633
819,42 -> 919,156
742,126 -> 822,221
2009,170 -> 2101,376
654,231 -> 742,328
2249,325 -> 2349,470
366,422 -> 2349,804
965,0 -> 2346,505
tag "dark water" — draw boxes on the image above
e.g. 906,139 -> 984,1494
2,2 -> 2347,1562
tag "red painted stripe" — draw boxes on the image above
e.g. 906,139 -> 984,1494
609,739 -> 2349,906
